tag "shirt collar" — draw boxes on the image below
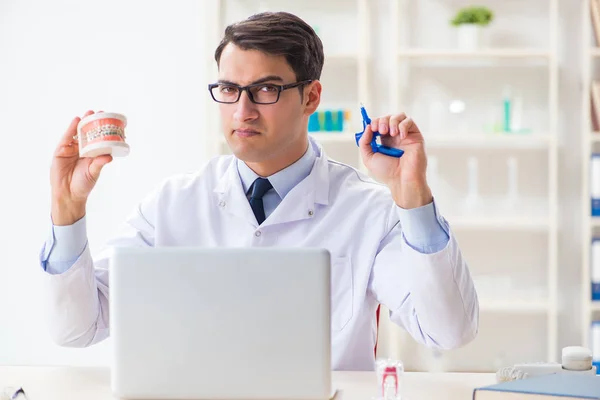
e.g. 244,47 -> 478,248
236,140 -> 316,199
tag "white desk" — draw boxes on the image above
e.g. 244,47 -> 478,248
0,366 -> 496,400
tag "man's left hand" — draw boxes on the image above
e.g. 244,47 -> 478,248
358,113 -> 433,209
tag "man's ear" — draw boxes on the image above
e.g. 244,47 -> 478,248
303,80 -> 322,116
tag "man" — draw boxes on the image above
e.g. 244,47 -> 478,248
40,11 -> 478,371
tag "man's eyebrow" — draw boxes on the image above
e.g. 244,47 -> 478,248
217,75 -> 285,86
251,75 -> 284,85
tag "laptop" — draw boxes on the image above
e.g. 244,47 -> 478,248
108,246 -> 334,400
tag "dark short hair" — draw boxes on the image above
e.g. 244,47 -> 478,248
214,11 -> 324,82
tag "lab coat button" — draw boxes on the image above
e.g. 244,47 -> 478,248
308,209 -> 314,216
255,231 -> 261,237
218,201 -> 226,208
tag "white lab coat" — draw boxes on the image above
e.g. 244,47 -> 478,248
42,138 -> 479,371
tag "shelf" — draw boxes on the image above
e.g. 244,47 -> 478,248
398,48 -> 551,59
584,3 -> 600,351
309,133 -> 551,149
480,299 -> 549,313
424,133 -> 551,149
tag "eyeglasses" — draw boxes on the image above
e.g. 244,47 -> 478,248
208,80 -> 313,104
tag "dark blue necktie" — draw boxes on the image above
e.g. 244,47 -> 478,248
248,178 -> 272,225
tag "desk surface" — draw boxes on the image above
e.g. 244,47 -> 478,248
0,366 -> 496,400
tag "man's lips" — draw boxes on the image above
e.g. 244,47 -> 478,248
234,129 -> 260,138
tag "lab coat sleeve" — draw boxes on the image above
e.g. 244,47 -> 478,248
395,201 -> 449,254
40,196 -> 157,348
367,201 -> 479,350
41,215 -> 88,275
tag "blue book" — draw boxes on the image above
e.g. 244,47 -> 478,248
473,373 -> 600,399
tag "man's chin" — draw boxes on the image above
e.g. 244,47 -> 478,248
228,144 -> 268,163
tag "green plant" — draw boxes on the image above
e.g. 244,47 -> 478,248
450,6 -> 494,27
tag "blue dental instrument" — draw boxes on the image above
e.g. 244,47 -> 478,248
355,104 -> 404,158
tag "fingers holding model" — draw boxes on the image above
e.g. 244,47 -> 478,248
50,110 -> 129,226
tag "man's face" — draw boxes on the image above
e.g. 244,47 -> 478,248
216,43 -> 319,167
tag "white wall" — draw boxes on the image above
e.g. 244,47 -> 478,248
0,0 -> 210,365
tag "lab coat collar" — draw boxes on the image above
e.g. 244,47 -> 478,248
236,140 -> 316,200
213,136 -> 330,227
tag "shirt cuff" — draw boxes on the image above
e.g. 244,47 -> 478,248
395,200 -> 449,254
40,215 -> 88,275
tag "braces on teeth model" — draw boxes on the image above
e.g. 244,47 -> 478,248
73,112 -> 130,158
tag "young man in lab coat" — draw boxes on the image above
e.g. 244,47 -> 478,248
41,11 -> 479,371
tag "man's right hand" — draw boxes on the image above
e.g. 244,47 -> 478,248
50,110 -> 113,226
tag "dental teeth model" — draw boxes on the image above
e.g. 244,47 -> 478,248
74,112 -> 130,158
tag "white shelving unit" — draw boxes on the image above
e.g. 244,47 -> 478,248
479,299 -> 549,314
384,0 -> 560,370
581,0 -> 600,354
313,132 -> 552,149
204,0 -> 560,372
397,49 -> 552,59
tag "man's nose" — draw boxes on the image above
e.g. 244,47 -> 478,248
233,90 -> 259,122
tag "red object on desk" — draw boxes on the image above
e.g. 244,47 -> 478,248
382,365 -> 399,395
375,305 -> 381,356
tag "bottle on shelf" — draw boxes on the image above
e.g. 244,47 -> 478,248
308,108 -> 349,133
591,154 -> 600,217
592,321 -> 600,374
592,238 -> 600,301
